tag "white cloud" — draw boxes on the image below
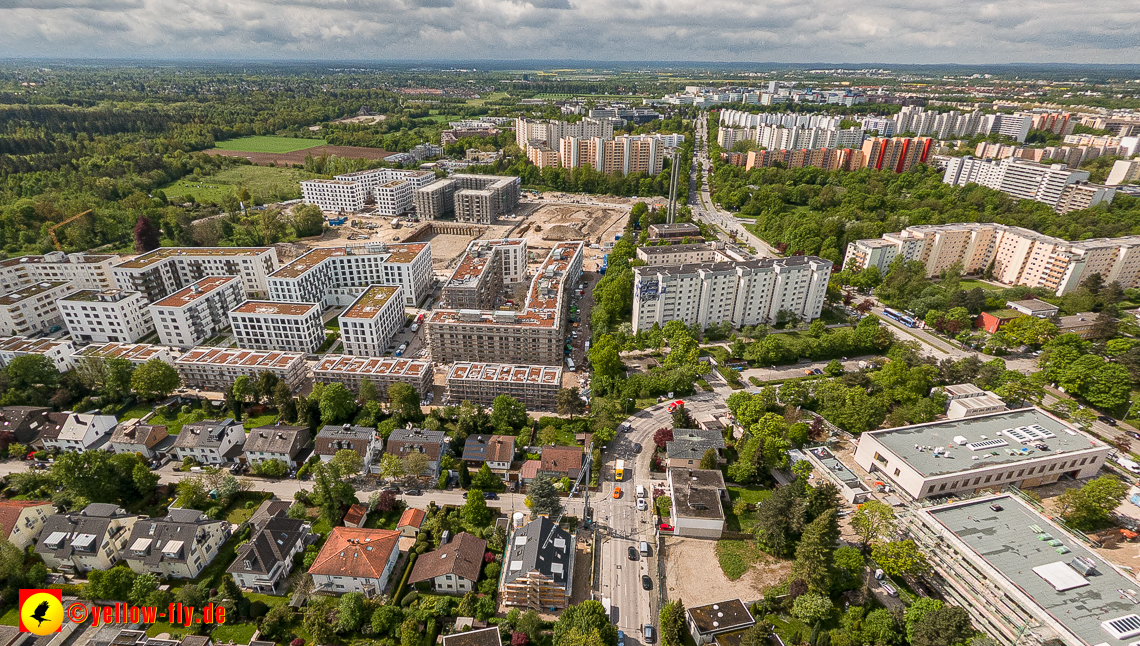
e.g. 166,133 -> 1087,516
1,0 -> 1139,63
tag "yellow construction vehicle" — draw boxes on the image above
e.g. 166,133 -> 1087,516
48,210 -> 91,251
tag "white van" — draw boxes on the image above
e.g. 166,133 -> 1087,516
636,485 -> 646,498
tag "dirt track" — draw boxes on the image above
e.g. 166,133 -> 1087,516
206,145 -> 395,166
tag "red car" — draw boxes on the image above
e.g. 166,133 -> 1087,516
658,523 -> 674,532
666,400 -> 684,413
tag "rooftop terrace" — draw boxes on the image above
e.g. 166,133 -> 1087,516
152,276 -> 240,309
341,286 -> 401,319
447,362 -> 562,385
231,301 -> 319,317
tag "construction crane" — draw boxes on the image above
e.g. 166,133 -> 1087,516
49,210 -> 92,252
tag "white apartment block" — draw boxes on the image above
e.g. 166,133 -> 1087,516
720,110 -> 843,130
268,243 -> 432,307
632,255 -> 832,331
230,301 -> 325,353
841,238 -> 901,274
717,127 -> 754,149
0,280 -> 76,336
846,221 -> 1140,295
112,247 -> 279,302
76,342 -> 174,366
58,289 -> 153,344
175,346 -> 308,392
302,169 -> 436,215
313,355 -> 433,396
751,125 -> 866,151
0,336 -> 78,371
0,252 -> 120,294
339,285 -> 405,357
943,156 -> 1115,213
514,117 -> 614,151
1106,159 -> 1140,186
150,276 -> 244,348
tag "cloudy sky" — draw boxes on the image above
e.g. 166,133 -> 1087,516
2,0 -> 1139,64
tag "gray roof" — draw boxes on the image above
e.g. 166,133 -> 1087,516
633,254 -> 831,280
639,243 -> 712,255
668,467 -> 727,520
442,627 -> 502,646
228,517 -> 308,576
503,517 -> 572,586
0,406 -> 53,445
665,428 -> 725,460
388,427 -> 446,444
248,500 -> 293,532
244,425 -> 311,458
1009,298 -> 1059,312
314,425 -> 376,457
125,509 -> 227,566
928,494 -> 1139,646
35,504 -> 135,561
173,418 -> 242,450
866,407 -> 1106,478
687,599 -> 754,636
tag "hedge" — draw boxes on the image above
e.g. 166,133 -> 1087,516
391,552 -> 418,604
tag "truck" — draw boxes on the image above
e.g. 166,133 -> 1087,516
327,216 -> 348,226
615,459 -> 625,481
566,358 -> 576,372
396,343 -> 407,357
600,254 -> 609,275
391,218 -> 401,229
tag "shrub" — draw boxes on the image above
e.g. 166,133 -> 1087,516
400,591 -> 418,606
291,639 -> 305,646
249,601 -> 268,618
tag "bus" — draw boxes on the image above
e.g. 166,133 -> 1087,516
883,308 -> 918,328
615,459 -> 625,481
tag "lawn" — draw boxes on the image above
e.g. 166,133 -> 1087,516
766,614 -> 811,646
956,279 -> 1000,291
246,592 -> 290,608
0,606 -> 16,626
146,410 -> 212,435
715,539 -> 763,580
146,622 -> 189,639
244,413 -> 280,430
214,136 -> 327,154
211,621 -> 258,644
725,486 -> 772,532
190,527 -> 249,590
164,165 -> 319,204
223,491 -> 274,524
116,403 -> 157,421
364,508 -> 405,530
316,332 -> 340,353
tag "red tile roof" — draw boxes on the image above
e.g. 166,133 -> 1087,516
398,508 -> 425,529
307,527 -> 400,579
540,446 -> 583,475
344,504 -> 368,526
0,500 -> 51,539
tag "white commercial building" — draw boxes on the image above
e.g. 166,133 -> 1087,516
268,243 -> 432,308
150,276 -> 244,348
112,247 -> 279,302
338,285 -> 405,357
229,301 -> 324,353
175,346 -> 309,392
632,255 -> 832,331
0,252 -> 120,294
301,169 -> 436,215
58,289 -> 153,344
0,280 -> 76,336
853,407 -> 1110,501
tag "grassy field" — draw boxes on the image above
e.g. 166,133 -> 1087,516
211,622 -> 258,644
243,413 -> 280,430
725,486 -> 772,532
164,165 -> 318,204
214,135 -> 327,153
715,539 -> 763,580
0,606 -> 16,626
956,279 -> 1001,291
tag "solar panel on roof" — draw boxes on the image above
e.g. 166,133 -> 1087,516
966,439 -> 1008,451
1102,615 -> 1140,640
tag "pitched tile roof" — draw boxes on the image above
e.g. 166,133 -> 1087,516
0,406 -> 53,445
398,508 -> 425,529
408,532 -> 487,584
110,421 -> 168,448
519,460 -> 540,480
308,527 -> 400,579
344,504 -> 368,527
0,500 -> 51,539
464,435 -> 515,463
540,446 -> 582,477
315,425 -> 376,457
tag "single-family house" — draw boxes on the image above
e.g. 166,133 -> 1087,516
109,420 -> 170,459
43,412 -> 116,452
518,460 -> 541,484
35,503 -> 141,573
0,406 -> 53,448
385,428 -> 447,478
308,527 -> 401,597
243,425 -> 311,468
124,509 -> 231,579
667,468 -> 728,540
408,532 -> 487,594
172,418 -> 245,465
665,428 -> 726,468
315,425 -> 383,472
462,435 -> 515,475
397,508 -> 426,537
0,500 -> 54,549
228,516 -> 311,593
687,599 -> 755,645
539,446 -> 582,480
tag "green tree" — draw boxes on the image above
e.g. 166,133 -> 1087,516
558,387 -> 586,419
589,335 -> 624,392
293,203 -> 326,237
527,474 -> 563,519
833,545 -> 864,591
1057,475 -> 1129,530
517,610 -> 544,641
6,355 -> 59,391
131,359 -> 180,400
252,459 -> 290,478
128,572 -> 160,607
911,607 -> 974,646
358,378 -> 379,404
792,508 -> 839,592
905,598 -> 944,643
304,598 -> 337,646
659,599 -> 687,646
336,592 -> 367,633
872,540 -> 930,578
371,605 -> 402,635
463,490 -> 491,526
699,448 -> 718,470
379,453 -> 405,480
330,449 -> 364,479
256,371 -> 280,404
850,500 -> 896,550
471,463 -> 503,491
233,375 -> 254,403
85,566 -> 138,601
388,382 -> 424,424
491,394 -> 528,434
457,461 -> 471,488
320,383 -> 358,425
552,600 -> 617,646
403,451 -> 429,477
791,592 -> 833,625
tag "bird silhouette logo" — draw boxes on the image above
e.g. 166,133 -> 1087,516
19,590 -> 63,635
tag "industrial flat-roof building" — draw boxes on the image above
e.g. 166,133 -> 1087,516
229,301 -> 324,353
907,493 -> 1140,646
852,407 -> 1110,501
446,363 -> 563,410
338,285 -> 405,357
150,276 -> 244,348
267,243 -> 432,307
175,347 -> 308,392
58,289 -> 153,344
312,355 -> 432,396
648,222 -> 701,240
112,247 -> 279,301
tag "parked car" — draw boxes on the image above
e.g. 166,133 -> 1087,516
644,625 -> 656,644
642,575 -> 652,590
637,498 -> 648,511
483,492 -> 499,500
405,489 -> 422,496
383,486 -> 401,493
880,582 -> 897,596
633,443 -> 642,454
1099,415 -> 1118,426
658,523 -> 674,531
627,546 -> 638,561
1128,431 -> 1140,441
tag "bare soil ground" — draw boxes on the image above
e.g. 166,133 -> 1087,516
663,536 -> 791,607
206,145 -> 394,166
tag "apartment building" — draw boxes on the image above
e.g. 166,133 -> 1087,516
0,280 -> 76,336
229,301 -> 324,353
244,425 -> 312,468
315,424 -> 383,470
441,239 -> 527,310
527,144 -> 561,169
514,116 -> 613,151
76,342 -> 174,367
308,528 -> 400,597
414,175 -> 520,223
229,516 -> 310,594
267,243 -> 432,307
0,335 -> 77,371
745,147 -> 865,173
43,412 -> 117,453
338,285 -> 405,357
312,355 -> 432,396
860,136 -> 934,173
58,289 -> 153,344
632,255 -> 832,331
428,242 -> 583,366
1107,159 -> 1140,186
301,169 -> 435,215
112,247 -> 279,302
853,407 -> 1109,501
446,363 -> 563,410
500,517 -> 574,611
175,346 -> 308,392
636,243 -> 723,266
149,276 -> 243,348
124,509 -> 231,579
385,428 -> 447,479
750,125 -> 865,151
36,503 -> 141,573
841,238 -> 902,273
558,135 -> 665,176
943,156 -> 1116,213
716,127 -> 754,149
0,252 -> 119,294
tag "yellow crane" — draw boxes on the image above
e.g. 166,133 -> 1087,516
48,210 -> 91,251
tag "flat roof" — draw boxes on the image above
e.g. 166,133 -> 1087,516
78,343 -> 169,362
152,276 -> 240,309
270,243 -> 428,279
638,243 -> 713,255
231,301 -> 319,317
1059,313 -> 1097,329
0,253 -> 116,267
0,335 -> 71,353
927,494 -> 1140,646
0,281 -> 69,305
687,599 -> 754,635
115,247 -> 271,270
447,362 -> 562,385
944,383 -> 985,397
650,222 -> 701,232
176,347 -> 304,369
59,289 -> 139,303
1009,298 -> 1059,311
867,407 -> 1106,478
668,467 -> 726,520
313,355 -> 430,378
633,254 -> 830,282
341,286 -> 401,319
446,240 -> 521,288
